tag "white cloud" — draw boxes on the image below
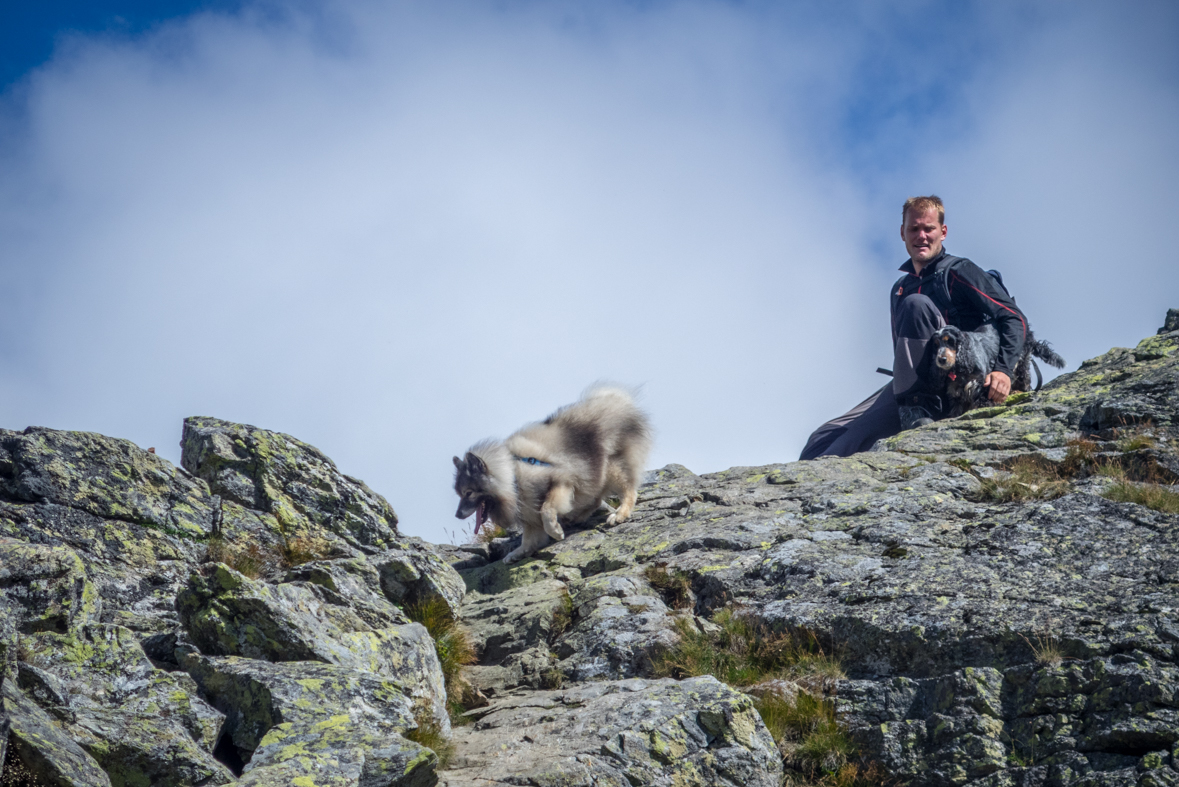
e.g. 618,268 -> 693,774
0,1 -> 1175,543
0,1 -> 879,543
912,3 -> 1179,366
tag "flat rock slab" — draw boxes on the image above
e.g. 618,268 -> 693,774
440,677 -> 783,787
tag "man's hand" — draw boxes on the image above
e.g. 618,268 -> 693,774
984,370 -> 1011,403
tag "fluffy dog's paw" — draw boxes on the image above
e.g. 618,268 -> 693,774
606,503 -> 632,527
503,548 -> 524,565
544,520 -> 565,541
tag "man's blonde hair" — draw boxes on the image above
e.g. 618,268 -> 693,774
903,195 -> 944,225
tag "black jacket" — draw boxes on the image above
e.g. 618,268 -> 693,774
890,250 -> 1027,376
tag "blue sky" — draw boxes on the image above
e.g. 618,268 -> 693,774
2,1 -> 1177,544
1,1 -> 244,88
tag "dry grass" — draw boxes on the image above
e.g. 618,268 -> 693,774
404,597 -> 477,717
1058,437 -> 1100,477
282,535 -> 332,566
643,564 -> 694,610
1020,632 -> 1065,667
205,538 -> 287,578
1063,430 -> 1179,514
965,424 -> 1178,514
975,456 -> 1070,503
15,635 -> 33,664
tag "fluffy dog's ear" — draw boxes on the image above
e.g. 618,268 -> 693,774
465,451 -> 487,476
453,456 -> 463,470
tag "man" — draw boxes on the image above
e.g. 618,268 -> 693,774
799,195 -> 1026,460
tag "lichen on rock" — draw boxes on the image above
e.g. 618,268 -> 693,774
181,416 -> 399,553
1,313 -> 1178,786
440,677 -> 783,787
176,562 -> 450,730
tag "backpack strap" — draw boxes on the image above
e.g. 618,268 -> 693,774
927,255 -> 966,324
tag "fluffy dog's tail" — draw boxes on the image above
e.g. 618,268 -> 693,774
1030,338 -> 1066,369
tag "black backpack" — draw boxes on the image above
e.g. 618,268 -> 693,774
926,255 -> 1013,325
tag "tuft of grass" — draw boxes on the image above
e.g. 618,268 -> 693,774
975,456 -> 1070,503
404,597 -> 477,717
1074,440 -> 1179,513
654,609 -> 843,689
1110,420 -> 1156,452
205,537 -> 286,579
404,708 -> 455,770
550,591 -> 574,640
757,691 -> 862,780
814,762 -> 889,787
282,535 -> 332,566
655,609 -> 885,785
947,458 -> 973,473
643,564 -> 694,610
1058,437 -> 1100,477
476,524 -> 508,544
1117,431 -> 1156,452
1103,479 -> 1179,514
1021,632 -> 1065,667
541,663 -> 564,689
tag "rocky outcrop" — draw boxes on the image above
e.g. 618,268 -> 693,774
438,313 -> 1179,786
0,420 -> 462,786
0,314 -> 1176,786
181,416 -> 399,553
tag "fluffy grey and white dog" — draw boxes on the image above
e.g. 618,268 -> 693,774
925,324 -> 1066,417
453,386 -> 652,565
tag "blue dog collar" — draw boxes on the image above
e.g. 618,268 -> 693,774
514,455 -> 552,467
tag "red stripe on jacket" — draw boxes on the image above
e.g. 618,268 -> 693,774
950,272 -> 1027,339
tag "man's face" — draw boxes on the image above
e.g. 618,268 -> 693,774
901,207 -> 947,266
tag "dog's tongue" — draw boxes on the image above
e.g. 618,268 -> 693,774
475,502 -> 486,534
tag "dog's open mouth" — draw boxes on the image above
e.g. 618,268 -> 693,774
475,499 -> 488,534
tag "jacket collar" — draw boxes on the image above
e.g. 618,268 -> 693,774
899,248 -> 948,277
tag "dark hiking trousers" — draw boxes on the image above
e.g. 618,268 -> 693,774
799,295 -> 945,460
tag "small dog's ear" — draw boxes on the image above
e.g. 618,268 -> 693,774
453,456 -> 463,470
465,451 -> 487,476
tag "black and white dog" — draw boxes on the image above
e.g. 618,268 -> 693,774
922,324 -> 1066,417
